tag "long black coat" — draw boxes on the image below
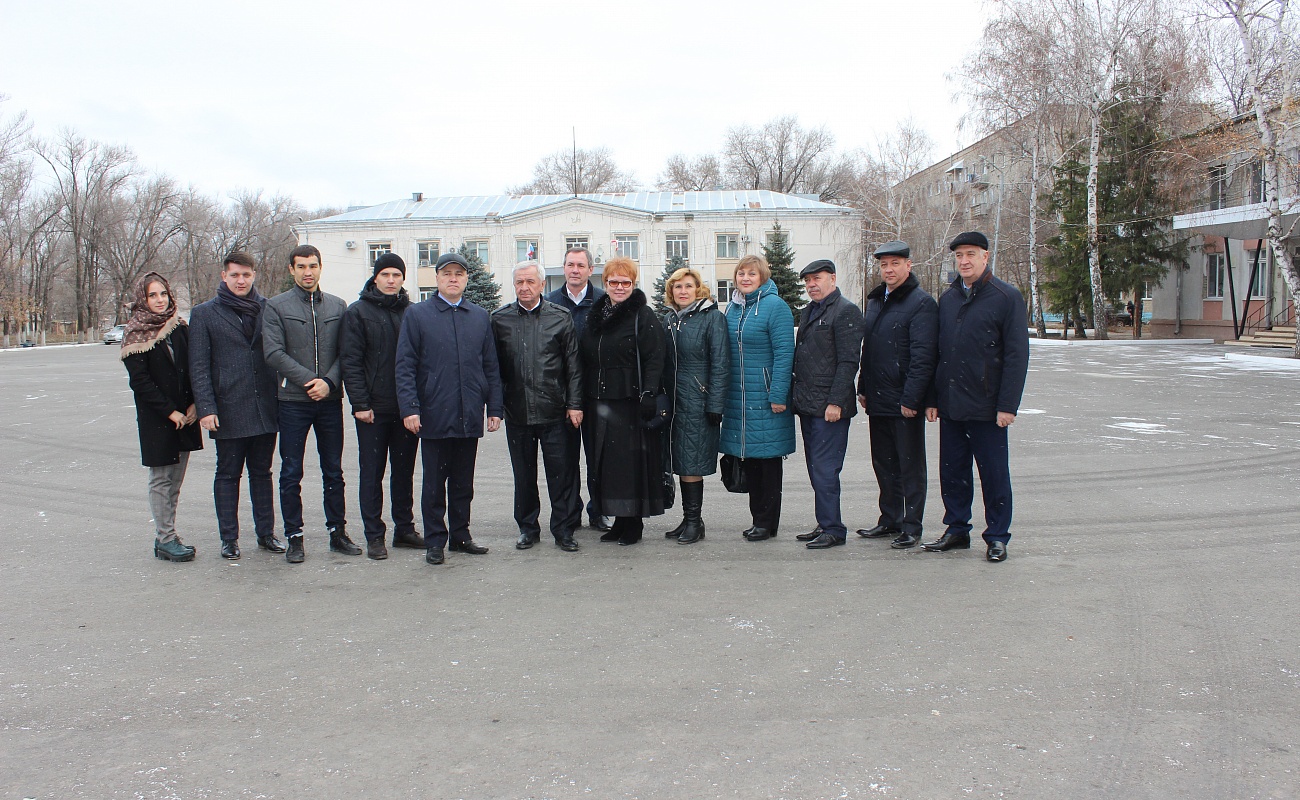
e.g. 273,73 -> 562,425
189,297 -> 279,440
858,274 -> 939,417
663,298 -> 728,476
580,289 -> 666,518
123,325 -> 204,467
934,271 -> 1030,421
791,288 -> 864,418
340,282 -> 410,417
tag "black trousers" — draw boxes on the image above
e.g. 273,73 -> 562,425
506,420 -> 581,540
741,456 -> 784,529
355,413 -> 419,543
868,414 -> 928,535
419,437 -> 479,551
570,414 -> 600,522
213,432 -> 277,543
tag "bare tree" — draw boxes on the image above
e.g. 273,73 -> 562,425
657,153 -> 722,191
722,115 -> 853,200
1212,0 -> 1300,354
510,147 -> 638,195
0,98 -> 34,345
102,175 -> 184,322
34,129 -> 135,340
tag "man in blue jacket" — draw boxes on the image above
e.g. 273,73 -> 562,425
856,241 -> 938,550
923,232 -> 1029,563
396,252 -> 504,566
545,246 -> 610,532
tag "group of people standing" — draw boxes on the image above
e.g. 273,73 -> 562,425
121,229 -> 1028,568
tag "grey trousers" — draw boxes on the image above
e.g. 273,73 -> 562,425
148,451 -> 191,542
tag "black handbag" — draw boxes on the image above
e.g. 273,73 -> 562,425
634,314 -> 671,430
719,454 -> 749,493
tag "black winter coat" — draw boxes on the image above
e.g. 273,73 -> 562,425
579,289 -> 665,401
491,299 -> 583,426
340,282 -> 410,417
663,298 -> 729,476
394,293 -> 504,439
189,297 -> 279,440
791,288 -> 865,418
124,325 -> 204,467
546,281 -> 605,340
934,271 -> 1030,421
858,275 -> 939,417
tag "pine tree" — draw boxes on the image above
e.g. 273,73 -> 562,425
652,255 -> 686,314
762,222 -> 805,323
458,244 -> 502,311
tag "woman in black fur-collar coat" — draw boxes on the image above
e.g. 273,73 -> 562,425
578,258 -> 667,545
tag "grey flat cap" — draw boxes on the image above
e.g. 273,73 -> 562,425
873,241 -> 911,259
799,259 -> 836,278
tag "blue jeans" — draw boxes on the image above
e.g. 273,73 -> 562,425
939,418 -> 1012,544
278,399 -> 346,537
800,414 -> 851,540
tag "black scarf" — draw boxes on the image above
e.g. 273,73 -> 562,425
217,281 -> 264,341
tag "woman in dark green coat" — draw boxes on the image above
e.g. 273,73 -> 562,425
661,267 -> 730,544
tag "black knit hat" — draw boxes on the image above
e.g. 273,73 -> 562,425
949,231 -> 990,251
373,252 -> 406,277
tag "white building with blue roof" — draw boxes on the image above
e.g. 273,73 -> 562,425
293,190 -> 865,306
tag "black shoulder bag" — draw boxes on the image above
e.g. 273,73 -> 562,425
634,312 -> 671,431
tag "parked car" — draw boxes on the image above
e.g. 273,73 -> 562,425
103,324 -> 126,345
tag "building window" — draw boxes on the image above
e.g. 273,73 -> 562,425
368,242 -> 392,267
1250,252 -> 1268,297
1250,160 -> 1268,204
665,234 -> 689,264
417,240 -> 441,267
465,239 -> 489,265
766,229 -> 788,248
515,239 -> 538,264
1205,254 -> 1225,299
716,233 -> 739,260
614,235 -> 639,260
715,278 -> 733,302
565,236 -> 589,253
419,288 -> 437,302
1208,165 -> 1227,210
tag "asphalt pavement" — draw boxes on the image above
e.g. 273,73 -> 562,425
1,341 -> 1298,799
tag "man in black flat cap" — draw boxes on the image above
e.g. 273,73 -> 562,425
923,232 -> 1029,563
790,259 -> 864,550
856,241 -> 938,550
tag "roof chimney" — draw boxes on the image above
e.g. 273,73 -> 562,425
412,192 -> 424,202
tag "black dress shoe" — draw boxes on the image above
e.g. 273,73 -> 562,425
795,526 -> 823,542
425,549 -> 444,565
890,532 -> 922,549
987,541 -> 1008,562
392,529 -> 425,549
367,540 -> 388,560
516,532 -> 535,550
599,531 -> 621,542
285,536 -> 305,563
557,536 -> 580,552
857,525 -> 899,539
220,541 -> 241,560
257,535 -> 286,553
921,531 -> 971,552
743,527 -> 776,541
456,540 -> 489,555
806,532 -> 846,549
329,529 -> 363,556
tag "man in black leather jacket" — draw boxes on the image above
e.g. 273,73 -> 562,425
790,259 -> 864,550
493,261 -> 585,552
340,253 -> 424,560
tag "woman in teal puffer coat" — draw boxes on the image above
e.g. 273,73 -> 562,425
661,267 -> 730,545
720,254 -> 796,541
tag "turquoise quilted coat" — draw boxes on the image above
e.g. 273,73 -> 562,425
719,280 -> 796,459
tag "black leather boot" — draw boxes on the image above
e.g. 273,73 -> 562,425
677,481 -> 705,544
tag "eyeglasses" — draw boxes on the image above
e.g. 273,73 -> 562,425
605,279 -> 634,288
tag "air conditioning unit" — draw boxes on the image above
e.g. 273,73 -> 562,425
345,240 -> 356,249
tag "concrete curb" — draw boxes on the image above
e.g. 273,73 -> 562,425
1031,337 -> 1216,346
1225,351 -> 1300,368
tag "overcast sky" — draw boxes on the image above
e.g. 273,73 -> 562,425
2,0 -> 989,210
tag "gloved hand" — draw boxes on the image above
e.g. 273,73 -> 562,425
706,412 -> 722,426
640,395 -> 660,421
